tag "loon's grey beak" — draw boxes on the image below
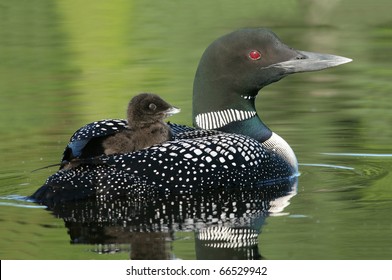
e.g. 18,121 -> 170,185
164,106 -> 181,118
275,51 -> 352,74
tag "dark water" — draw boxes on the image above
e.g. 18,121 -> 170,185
1,0 -> 391,259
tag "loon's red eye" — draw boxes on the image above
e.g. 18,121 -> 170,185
249,50 -> 261,60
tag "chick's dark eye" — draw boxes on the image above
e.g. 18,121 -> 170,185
149,103 -> 157,111
248,50 -> 261,60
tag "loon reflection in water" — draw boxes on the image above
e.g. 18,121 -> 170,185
47,177 -> 297,259
31,28 -> 351,203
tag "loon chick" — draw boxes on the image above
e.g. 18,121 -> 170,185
32,28 -> 351,203
60,94 -> 179,169
102,93 -> 180,155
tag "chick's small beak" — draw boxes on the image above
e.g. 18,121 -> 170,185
164,106 -> 181,118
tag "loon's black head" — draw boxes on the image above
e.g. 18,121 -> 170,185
127,93 -> 180,127
193,28 -> 351,141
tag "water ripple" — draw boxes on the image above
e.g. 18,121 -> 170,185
322,153 -> 392,157
0,202 -> 46,209
0,195 -> 46,209
299,163 -> 355,170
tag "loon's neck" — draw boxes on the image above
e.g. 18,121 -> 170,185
217,112 -> 272,142
193,79 -> 272,142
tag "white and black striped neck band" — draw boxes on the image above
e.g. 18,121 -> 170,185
195,109 -> 257,130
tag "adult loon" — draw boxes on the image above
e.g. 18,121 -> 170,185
31,28 -> 351,204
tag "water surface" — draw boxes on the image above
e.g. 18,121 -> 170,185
0,0 -> 391,259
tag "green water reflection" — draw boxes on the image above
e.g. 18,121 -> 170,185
0,0 -> 391,259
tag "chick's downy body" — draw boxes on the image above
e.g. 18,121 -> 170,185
103,93 -> 180,154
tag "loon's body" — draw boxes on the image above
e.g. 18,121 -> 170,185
31,28 -> 351,204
